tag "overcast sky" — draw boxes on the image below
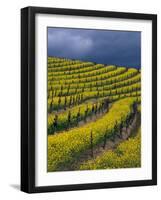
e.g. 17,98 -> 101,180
48,27 -> 141,68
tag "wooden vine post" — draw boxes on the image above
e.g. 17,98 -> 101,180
103,126 -> 108,149
90,130 -> 94,158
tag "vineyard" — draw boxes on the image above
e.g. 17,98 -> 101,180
47,57 -> 141,172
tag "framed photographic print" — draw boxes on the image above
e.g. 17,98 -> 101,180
21,6 -> 157,193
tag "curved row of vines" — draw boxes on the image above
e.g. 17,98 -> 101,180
47,57 -> 141,172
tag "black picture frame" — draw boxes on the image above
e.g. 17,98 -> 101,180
21,6 -> 157,193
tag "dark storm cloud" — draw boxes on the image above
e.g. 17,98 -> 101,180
48,27 -> 141,68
